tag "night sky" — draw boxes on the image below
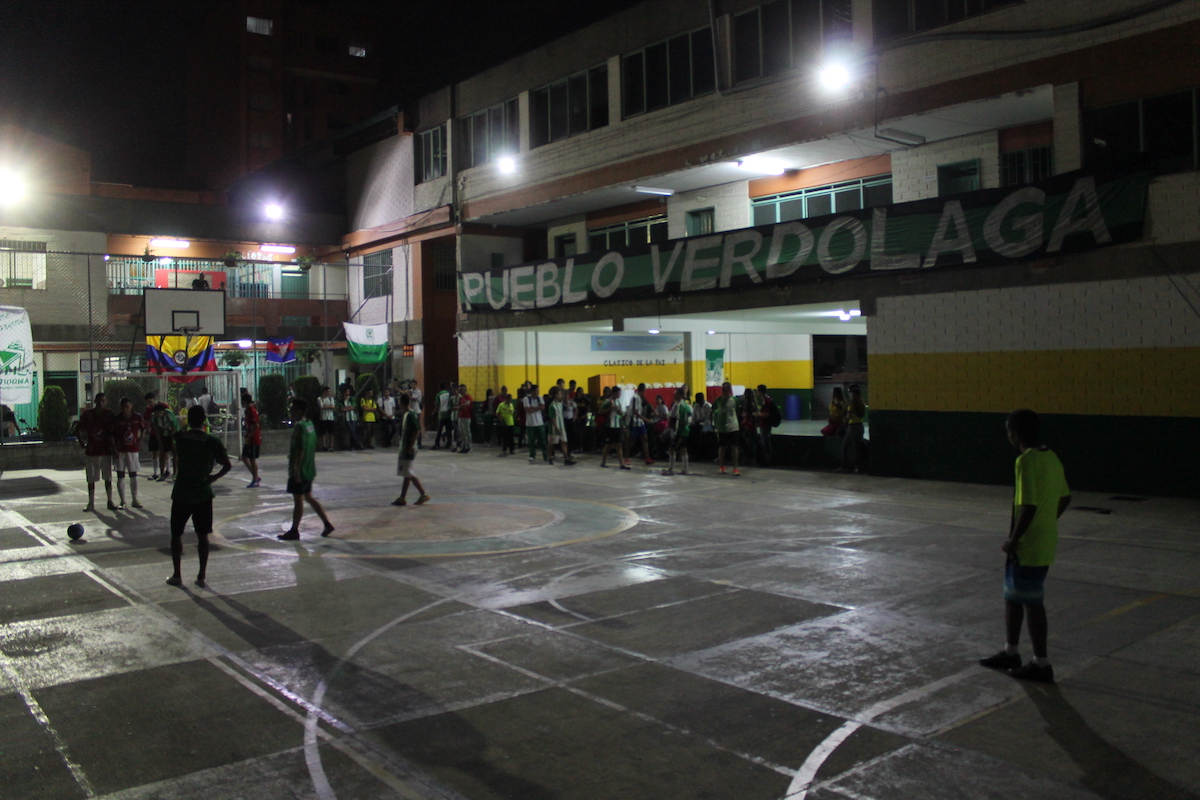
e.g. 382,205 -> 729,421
0,0 -> 643,188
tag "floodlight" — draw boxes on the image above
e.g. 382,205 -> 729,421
817,62 -> 853,92
264,203 -> 285,220
0,169 -> 27,204
497,156 -> 517,174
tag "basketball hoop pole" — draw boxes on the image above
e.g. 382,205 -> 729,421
176,326 -> 200,376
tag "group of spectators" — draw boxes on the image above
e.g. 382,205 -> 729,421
313,379 -> 422,452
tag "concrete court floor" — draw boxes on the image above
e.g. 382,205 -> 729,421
0,442 -> 1198,800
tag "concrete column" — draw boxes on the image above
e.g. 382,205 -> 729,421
682,331 -> 705,398
1053,82 -> 1082,174
607,55 -> 621,123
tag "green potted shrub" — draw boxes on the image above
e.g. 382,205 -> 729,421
221,250 -> 241,269
296,254 -> 317,271
292,375 -> 322,422
38,386 -> 71,441
257,373 -> 289,427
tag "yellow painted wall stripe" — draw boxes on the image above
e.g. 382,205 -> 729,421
873,348 -> 1200,416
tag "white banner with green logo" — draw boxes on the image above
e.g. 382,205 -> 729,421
0,306 -> 34,404
343,322 -> 388,364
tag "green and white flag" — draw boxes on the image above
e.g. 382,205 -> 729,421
0,306 -> 34,404
343,322 -> 388,364
705,349 -> 724,386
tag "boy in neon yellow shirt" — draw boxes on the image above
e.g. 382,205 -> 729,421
979,409 -> 1070,684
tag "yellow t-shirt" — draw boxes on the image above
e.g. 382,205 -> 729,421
1013,447 -> 1070,567
361,399 -> 377,423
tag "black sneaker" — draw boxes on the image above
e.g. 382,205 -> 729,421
1008,662 -> 1055,684
979,651 -> 1021,672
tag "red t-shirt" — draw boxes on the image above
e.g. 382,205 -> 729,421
79,409 -> 115,456
458,394 -> 473,419
244,405 -> 262,445
143,403 -> 154,422
109,414 -> 144,453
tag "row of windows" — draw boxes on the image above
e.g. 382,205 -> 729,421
752,176 -> 894,226
246,15 -> 370,56
733,0 -> 852,85
415,125 -> 448,184
587,215 -> 670,253
459,98 -> 520,170
530,65 -> 609,148
873,0 -> 1020,41
622,26 -> 716,118
1086,89 -> 1200,175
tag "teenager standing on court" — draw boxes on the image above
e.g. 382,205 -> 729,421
76,393 -> 116,512
360,389 -> 378,448
432,383 -> 453,449
110,397 -> 146,509
379,388 -> 397,448
456,384 -> 474,453
318,386 -> 336,451
391,392 -> 431,506
167,405 -> 231,588
523,383 -> 548,463
979,409 -> 1070,684
150,402 -> 179,481
713,382 -> 741,476
340,386 -> 363,450
546,386 -> 576,466
240,393 -> 262,487
278,399 -> 335,540
662,388 -> 692,476
496,392 -> 515,455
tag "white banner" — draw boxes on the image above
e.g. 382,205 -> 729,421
342,322 -> 389,364
0,306 -> 34,405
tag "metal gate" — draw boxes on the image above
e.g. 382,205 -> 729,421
94,371 -> 242,452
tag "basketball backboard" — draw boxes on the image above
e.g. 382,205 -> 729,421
143,288 -> 226,336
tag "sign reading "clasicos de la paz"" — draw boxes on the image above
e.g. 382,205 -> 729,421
459,171 -> 1148,313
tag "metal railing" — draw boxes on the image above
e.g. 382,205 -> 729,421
105,256 -> 347,300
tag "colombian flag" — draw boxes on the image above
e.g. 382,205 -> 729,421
146,335 -> 218,382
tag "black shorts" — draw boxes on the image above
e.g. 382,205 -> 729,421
170,500 -> 213,537
286,477 -> 313,495
318,420 -> 335,435
606,428 -> 622,444
241,444 -> 260,460
719,431 -> 740,447
149,436 -> 159,452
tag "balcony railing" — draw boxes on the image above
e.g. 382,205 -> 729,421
105,257 -> 346,300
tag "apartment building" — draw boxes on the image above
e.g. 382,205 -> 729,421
341,0 -> 1200,496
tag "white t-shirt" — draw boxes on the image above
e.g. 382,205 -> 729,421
410,388 -> 422,412
522,395 -> 544,427
379,396 -> 396,418
319,396 -> 336,421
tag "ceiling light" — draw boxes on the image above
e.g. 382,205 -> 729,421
260,244 -> 296,254
735,156 -> 787,175
876,128 -> 926,146
849,309 -> 861,317
707,330 -> 716,335
236,339 -> 253,349
817,62 -> 853,92
158,257 -> 174,265
497,156 -> 517,174
648,329 -> 660,334
838,311 -> 852,321
264,203 -> 284,220
150,238 -> 189,249
633,186 -> 674,196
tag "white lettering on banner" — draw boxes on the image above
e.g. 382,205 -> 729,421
509,265 -> 536,309
923,200 -> 977,268
561,258 -> 588,304
681,235 -> 722,291
1047,176 -> 1111,253
461,272 -> 485,303
535,262 -> 561,308
486,270 -> 509,309
765,221 -> 815,279
869,208 -> 921,271
817,217 -> 867,274
720,230 -> 764,287
984,187 -> 1046,258
592,252 -> 624,298
651,242 -> 685,292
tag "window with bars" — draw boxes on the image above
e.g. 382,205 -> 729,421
1000,146 -> 1054,187
459,98 -> 519,169
428,240 -> 457,292
415,125 -> 447,183
0,240 -> 48,290
362,250 -> 393,300
530,65 -> 609,147
554,234 -> 577,259
622,26 -> 716,118
246,16 -> 274,36
938,161 -> 980,196
686,208 -> 716,237
588,215 -> 669,252
733,0 -> 853,85
873,0 -> 1019,41
751,175 -> 892,226
1086,90 -> 1199,175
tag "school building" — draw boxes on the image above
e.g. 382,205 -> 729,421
337,1 -> 1196,496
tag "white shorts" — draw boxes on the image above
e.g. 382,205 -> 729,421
548,435 -> 562,445
85,455 -> 113,483
397,458 -> 416,478
114,452 -> 140,475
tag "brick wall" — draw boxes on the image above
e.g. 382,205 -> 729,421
667,181 -> 753,238
891,131 -> 1000,203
